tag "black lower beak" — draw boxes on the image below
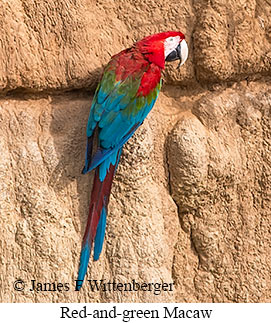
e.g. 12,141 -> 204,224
165,43 -> 181,62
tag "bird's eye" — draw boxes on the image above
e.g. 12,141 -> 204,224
170,37 -> 174,42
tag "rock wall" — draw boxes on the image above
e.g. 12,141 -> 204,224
0,0 -> 270,302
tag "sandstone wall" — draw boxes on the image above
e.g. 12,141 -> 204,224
0,0 -> 270,302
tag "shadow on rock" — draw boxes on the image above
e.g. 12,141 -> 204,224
48,91 -> 95,242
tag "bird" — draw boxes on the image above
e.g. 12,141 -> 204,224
76,31 -> 188,290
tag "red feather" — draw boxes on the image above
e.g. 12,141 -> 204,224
108,31 -> 185,97
137,64 -> 161,97
82,163 -> 116,249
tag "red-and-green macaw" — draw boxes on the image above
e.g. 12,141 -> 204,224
76,31 -> 188,290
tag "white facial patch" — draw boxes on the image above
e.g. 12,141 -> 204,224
164,36 -> 181,58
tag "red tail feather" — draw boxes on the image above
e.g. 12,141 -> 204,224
82,162 -> 116,250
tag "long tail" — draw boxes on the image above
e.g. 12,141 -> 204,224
76,149 -> 122,291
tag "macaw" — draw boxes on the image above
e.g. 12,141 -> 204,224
76,31 -> 188,290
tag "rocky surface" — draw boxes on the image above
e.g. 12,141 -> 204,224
0,0 -> 270,302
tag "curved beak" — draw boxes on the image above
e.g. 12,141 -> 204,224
165,39 -> 188,67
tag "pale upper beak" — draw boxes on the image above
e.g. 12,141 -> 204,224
165,39 -> 188,66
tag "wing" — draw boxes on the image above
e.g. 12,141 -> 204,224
83,49 -> 162,178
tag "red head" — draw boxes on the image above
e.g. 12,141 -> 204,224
135,31 -> 188,68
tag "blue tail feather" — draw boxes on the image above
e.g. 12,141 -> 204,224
76,242 -> 91,290
93,206 -> 107,261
